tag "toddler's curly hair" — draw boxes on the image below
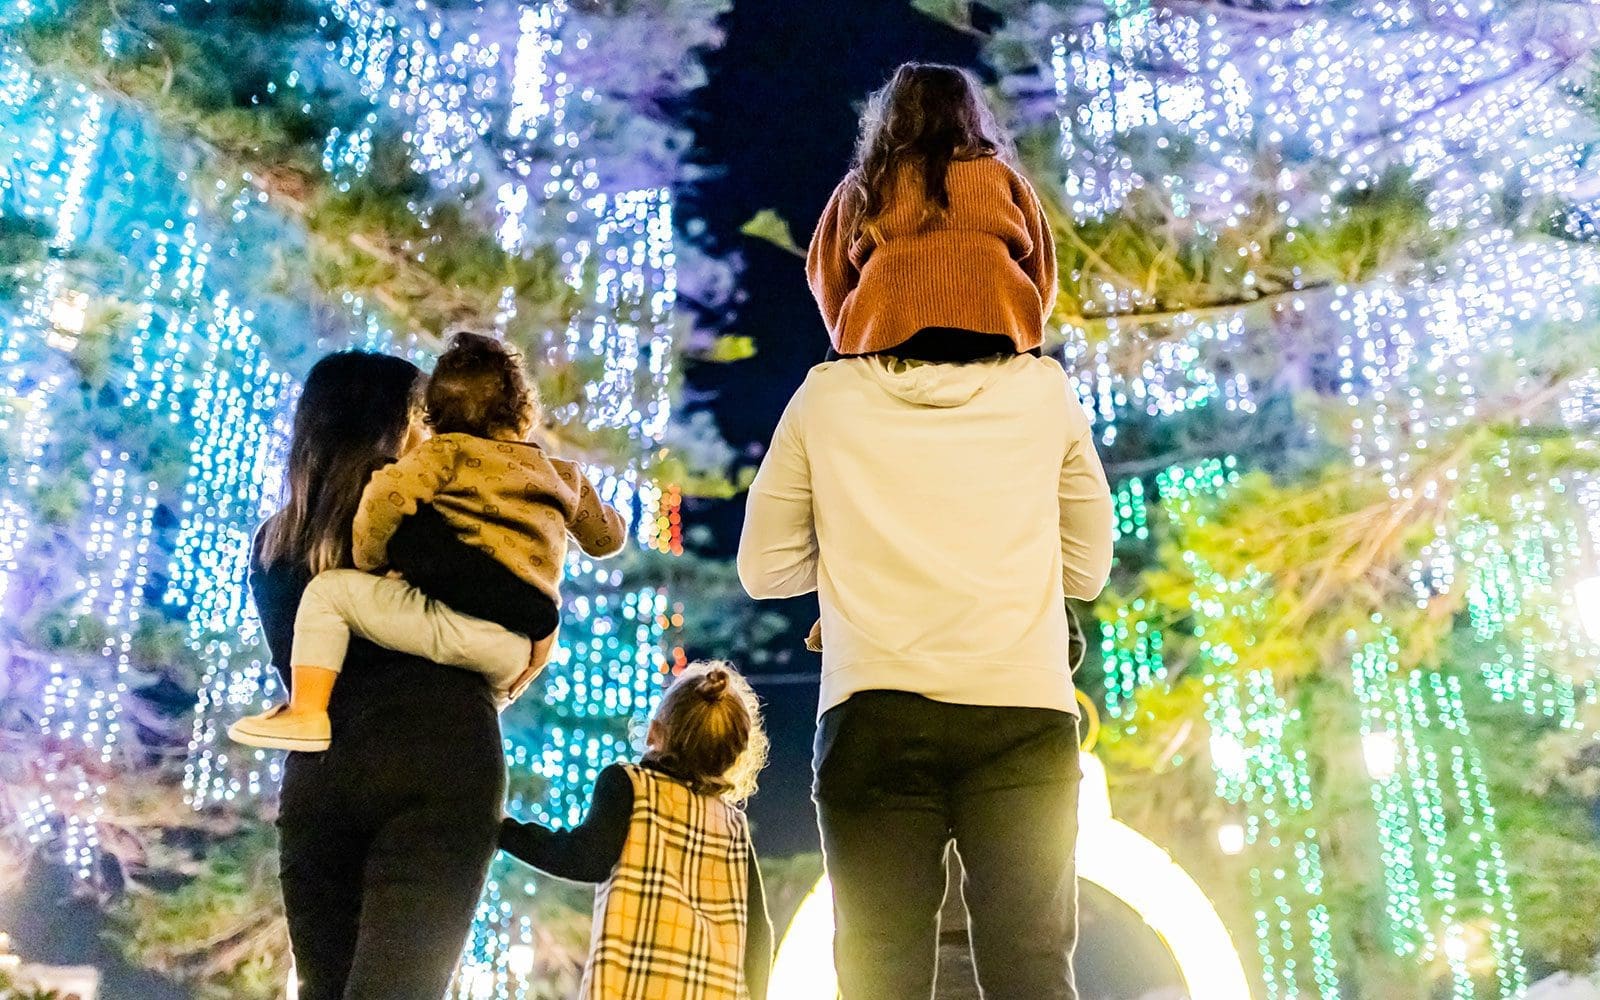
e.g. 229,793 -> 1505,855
425,331 -> 540,439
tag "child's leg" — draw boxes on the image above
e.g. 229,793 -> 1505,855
229,570 -> 537,750
228,569 -> 373,751
298,569 -> 534,693
287,665 -> 339,716
262,569 -> 375,724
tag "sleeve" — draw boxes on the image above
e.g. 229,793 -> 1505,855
744,852 -> 774,1000
351,437 -> 459,572
736,384 -> 818,600
1014,173 -> 1059,323
805,179 -> 860,334
498,764 -> 633,883
1059,393 -> 1114,602
567,467 -> 628,558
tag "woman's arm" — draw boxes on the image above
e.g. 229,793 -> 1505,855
805,179 -> 860,334
352,437 -> 460,571
499,764 -> 633,882
745,852 -> 774,1000
1013,173 -> 1059,323
737,386 -> 818,600
247,525 -> 299,682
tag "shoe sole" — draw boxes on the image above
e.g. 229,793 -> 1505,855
226,722 -> 330,752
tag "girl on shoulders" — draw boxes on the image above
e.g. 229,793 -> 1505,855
808,61 -> 1056,364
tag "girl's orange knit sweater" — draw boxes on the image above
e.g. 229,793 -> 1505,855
806,154 -> 1057,356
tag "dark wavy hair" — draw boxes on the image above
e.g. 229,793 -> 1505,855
844,62 -> 1013,241
643,663 -> 768,803
425,330 -> 540,439
258,351 -> 424,574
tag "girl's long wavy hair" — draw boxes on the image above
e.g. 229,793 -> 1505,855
844,62 -> 1013,241
643,662 -> 769,804
258,351 -> 425,574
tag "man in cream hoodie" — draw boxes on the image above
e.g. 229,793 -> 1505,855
738,352 -> 1112,1000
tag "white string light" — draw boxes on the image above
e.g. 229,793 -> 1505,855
1042,2 -> 1600,994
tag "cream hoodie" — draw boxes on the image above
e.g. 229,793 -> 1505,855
737,354 -> 1113,718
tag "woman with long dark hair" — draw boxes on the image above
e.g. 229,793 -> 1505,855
254,351 -> 550,999
740,64 -> 1112,1000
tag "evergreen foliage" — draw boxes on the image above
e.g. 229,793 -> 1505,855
0,0 -> 748,995
922,1 -> 1600,995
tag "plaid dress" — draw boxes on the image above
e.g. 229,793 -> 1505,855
582,764 -> 753,1000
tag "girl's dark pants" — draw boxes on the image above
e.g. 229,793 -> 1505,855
814,690 -> 1082,1000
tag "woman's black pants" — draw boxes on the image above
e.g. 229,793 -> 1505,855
814,690 -> 1082,1000
277,669 -> 505,1000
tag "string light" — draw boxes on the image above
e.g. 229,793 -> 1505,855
322,0 -> 504,188
1349,630 -> 1526,989
1044,2 -> 1600,996
1064,314 -> 1252,445
1361,729 -> 1399,782
1095,455 -> 1339,999
0,57 -> 125,881
3,3 -> 703,959
1099,458 -> 1236,719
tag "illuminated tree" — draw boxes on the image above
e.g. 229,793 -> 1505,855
920,0 -> 1600,996
0,1 -> 737,995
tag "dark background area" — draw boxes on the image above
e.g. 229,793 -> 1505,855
679,0 -> 982,860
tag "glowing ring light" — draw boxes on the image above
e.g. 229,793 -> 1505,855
770,752 -> 1251,1000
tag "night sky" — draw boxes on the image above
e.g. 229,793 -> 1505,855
680,1 -> 982,860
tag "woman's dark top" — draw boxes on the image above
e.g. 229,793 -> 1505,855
828,326 -> 1044,364
257,505 -> 522,998
499,761 -> 774,1000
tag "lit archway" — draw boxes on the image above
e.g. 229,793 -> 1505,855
770,752 -> 1251,1000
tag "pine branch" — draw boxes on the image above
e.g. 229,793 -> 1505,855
11,14 -> 562,345
1345,55 -> 1576,165
1071,280 -> 1331,328
1270,375 -> 1579,636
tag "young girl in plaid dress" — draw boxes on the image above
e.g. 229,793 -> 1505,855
500,663 -> 773,1000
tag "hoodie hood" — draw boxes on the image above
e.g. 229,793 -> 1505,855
860,355 -> 1017,408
